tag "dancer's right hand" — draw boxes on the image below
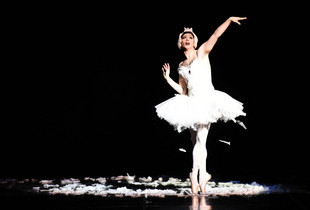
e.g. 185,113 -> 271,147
162,63 -> 170,80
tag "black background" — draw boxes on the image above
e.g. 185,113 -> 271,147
3,2 -> 309,184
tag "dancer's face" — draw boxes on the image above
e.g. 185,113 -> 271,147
181,33 -> 194,50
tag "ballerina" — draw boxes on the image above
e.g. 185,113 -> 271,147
155,16 -> 247,194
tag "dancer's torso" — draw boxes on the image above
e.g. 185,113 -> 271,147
178,55 -> 214,97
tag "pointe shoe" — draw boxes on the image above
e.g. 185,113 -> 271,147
199,172 -> 211,194
189,172 -> 199,194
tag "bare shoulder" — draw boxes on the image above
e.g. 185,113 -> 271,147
178,61 -> 184,68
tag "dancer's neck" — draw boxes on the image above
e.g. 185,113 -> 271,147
183,49 -> 197,61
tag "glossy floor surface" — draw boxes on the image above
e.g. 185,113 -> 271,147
1,176 -> 309,210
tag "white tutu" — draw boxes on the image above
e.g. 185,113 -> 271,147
155,92 -> 245,132
155,57 -> 246,132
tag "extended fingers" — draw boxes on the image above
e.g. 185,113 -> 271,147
162,67 -> 166,75
232,17 -> 247,25
237,17 -> 247,25
162,63 -> 170,70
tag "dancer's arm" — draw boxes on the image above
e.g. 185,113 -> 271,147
198,17 -> 247,55
162,63 -> 187,95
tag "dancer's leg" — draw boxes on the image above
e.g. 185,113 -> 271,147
189,129 -> 199,193
192,124 -> 210,174
191,124 -> 211,193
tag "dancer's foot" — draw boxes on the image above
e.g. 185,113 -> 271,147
199,172 -> 211,194
189,172 -> 199,194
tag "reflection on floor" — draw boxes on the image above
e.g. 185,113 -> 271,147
1,174 -> 285,197
1,175 -> 309,210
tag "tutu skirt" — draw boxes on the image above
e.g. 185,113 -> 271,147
155,90 -> 246,132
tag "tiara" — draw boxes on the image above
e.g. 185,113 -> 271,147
183,27 -> 194,33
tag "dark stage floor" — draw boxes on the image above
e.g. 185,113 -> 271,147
1,176 -> 309,210
1,190 -> 309,210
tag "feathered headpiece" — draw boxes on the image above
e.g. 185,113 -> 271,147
177,27 -> 198,49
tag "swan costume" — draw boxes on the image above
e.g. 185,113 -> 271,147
155,55 -> 246,132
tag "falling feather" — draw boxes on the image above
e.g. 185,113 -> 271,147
236,120 -> 247,129
179,148 -> 187,152
219,139 -> 231,145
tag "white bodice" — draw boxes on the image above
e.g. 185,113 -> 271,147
178,57 -> 214,97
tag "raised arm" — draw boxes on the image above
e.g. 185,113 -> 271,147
197,17 -> 247,56
162,63 -> 187,95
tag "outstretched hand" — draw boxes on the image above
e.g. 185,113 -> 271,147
229,17 -> 247,25
162,63 -> 170,80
